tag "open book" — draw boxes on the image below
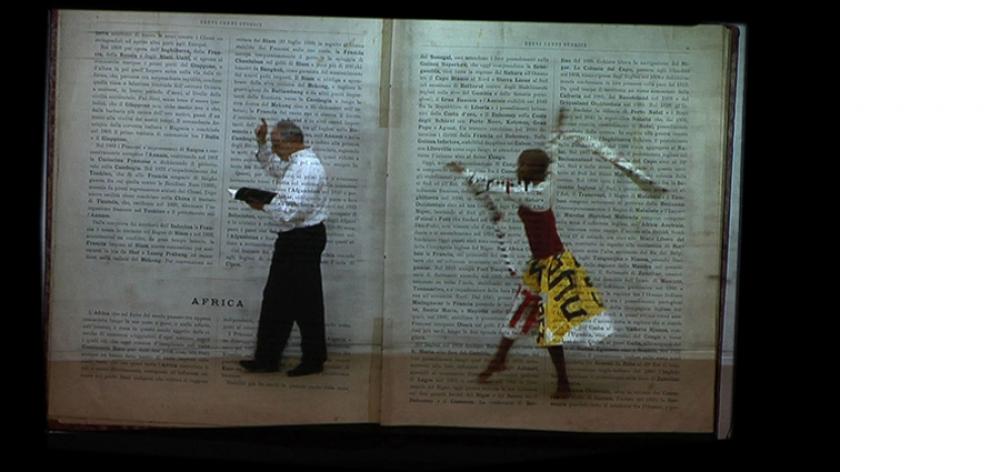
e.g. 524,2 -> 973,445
45,10 -> 744,436
230,187 -> 277,204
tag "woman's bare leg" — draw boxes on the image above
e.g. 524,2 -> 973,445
547,345 -> 571,398
478,337 -> 514,383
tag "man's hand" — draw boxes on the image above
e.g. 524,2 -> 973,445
247,199 -> 266,211
255,118 -> 268,146
445,161 -> 465,173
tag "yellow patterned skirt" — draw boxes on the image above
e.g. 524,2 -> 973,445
519,250 -> 606,347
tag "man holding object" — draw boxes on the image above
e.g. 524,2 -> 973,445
240,119 -> 330,377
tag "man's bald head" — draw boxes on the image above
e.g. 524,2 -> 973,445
270,120 -> 307,161
273,120 -> 304,144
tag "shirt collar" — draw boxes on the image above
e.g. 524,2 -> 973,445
288,147 -> 313,163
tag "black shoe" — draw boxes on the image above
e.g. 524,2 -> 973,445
239,360 -> 279,373
287,363 -> 324,377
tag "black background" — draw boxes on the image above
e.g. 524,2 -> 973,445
22,1 -> 838,469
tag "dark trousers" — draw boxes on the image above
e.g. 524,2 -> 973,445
253,222 -> 327,366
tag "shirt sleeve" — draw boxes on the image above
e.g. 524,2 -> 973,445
549,131 -> 668,195
459,168 -> 554,212
255,143 -> 288,179
264,159 -> 326,225
546,131 -> 605,159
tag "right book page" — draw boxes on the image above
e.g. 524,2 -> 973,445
382,20 -> 730,432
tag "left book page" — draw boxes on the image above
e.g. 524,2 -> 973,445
46,10 -> 387,427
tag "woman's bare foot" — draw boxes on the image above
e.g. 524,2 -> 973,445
477,359 -> 506,383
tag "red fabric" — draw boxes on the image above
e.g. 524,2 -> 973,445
518,207 -> 564,258
508,289 -> 536,328
521,304 -> 541,334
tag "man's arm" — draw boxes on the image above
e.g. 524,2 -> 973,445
255,118 -> 268,145
254,118 -> 287,179
264,159 -> 327,224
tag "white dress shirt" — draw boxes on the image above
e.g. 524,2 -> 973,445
256,144 -> 329,232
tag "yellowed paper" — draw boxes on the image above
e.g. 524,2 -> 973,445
47,10 -> 387,427
382,20 -> 729,432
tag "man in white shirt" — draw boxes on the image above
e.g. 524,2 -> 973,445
239,119 -> 330,377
